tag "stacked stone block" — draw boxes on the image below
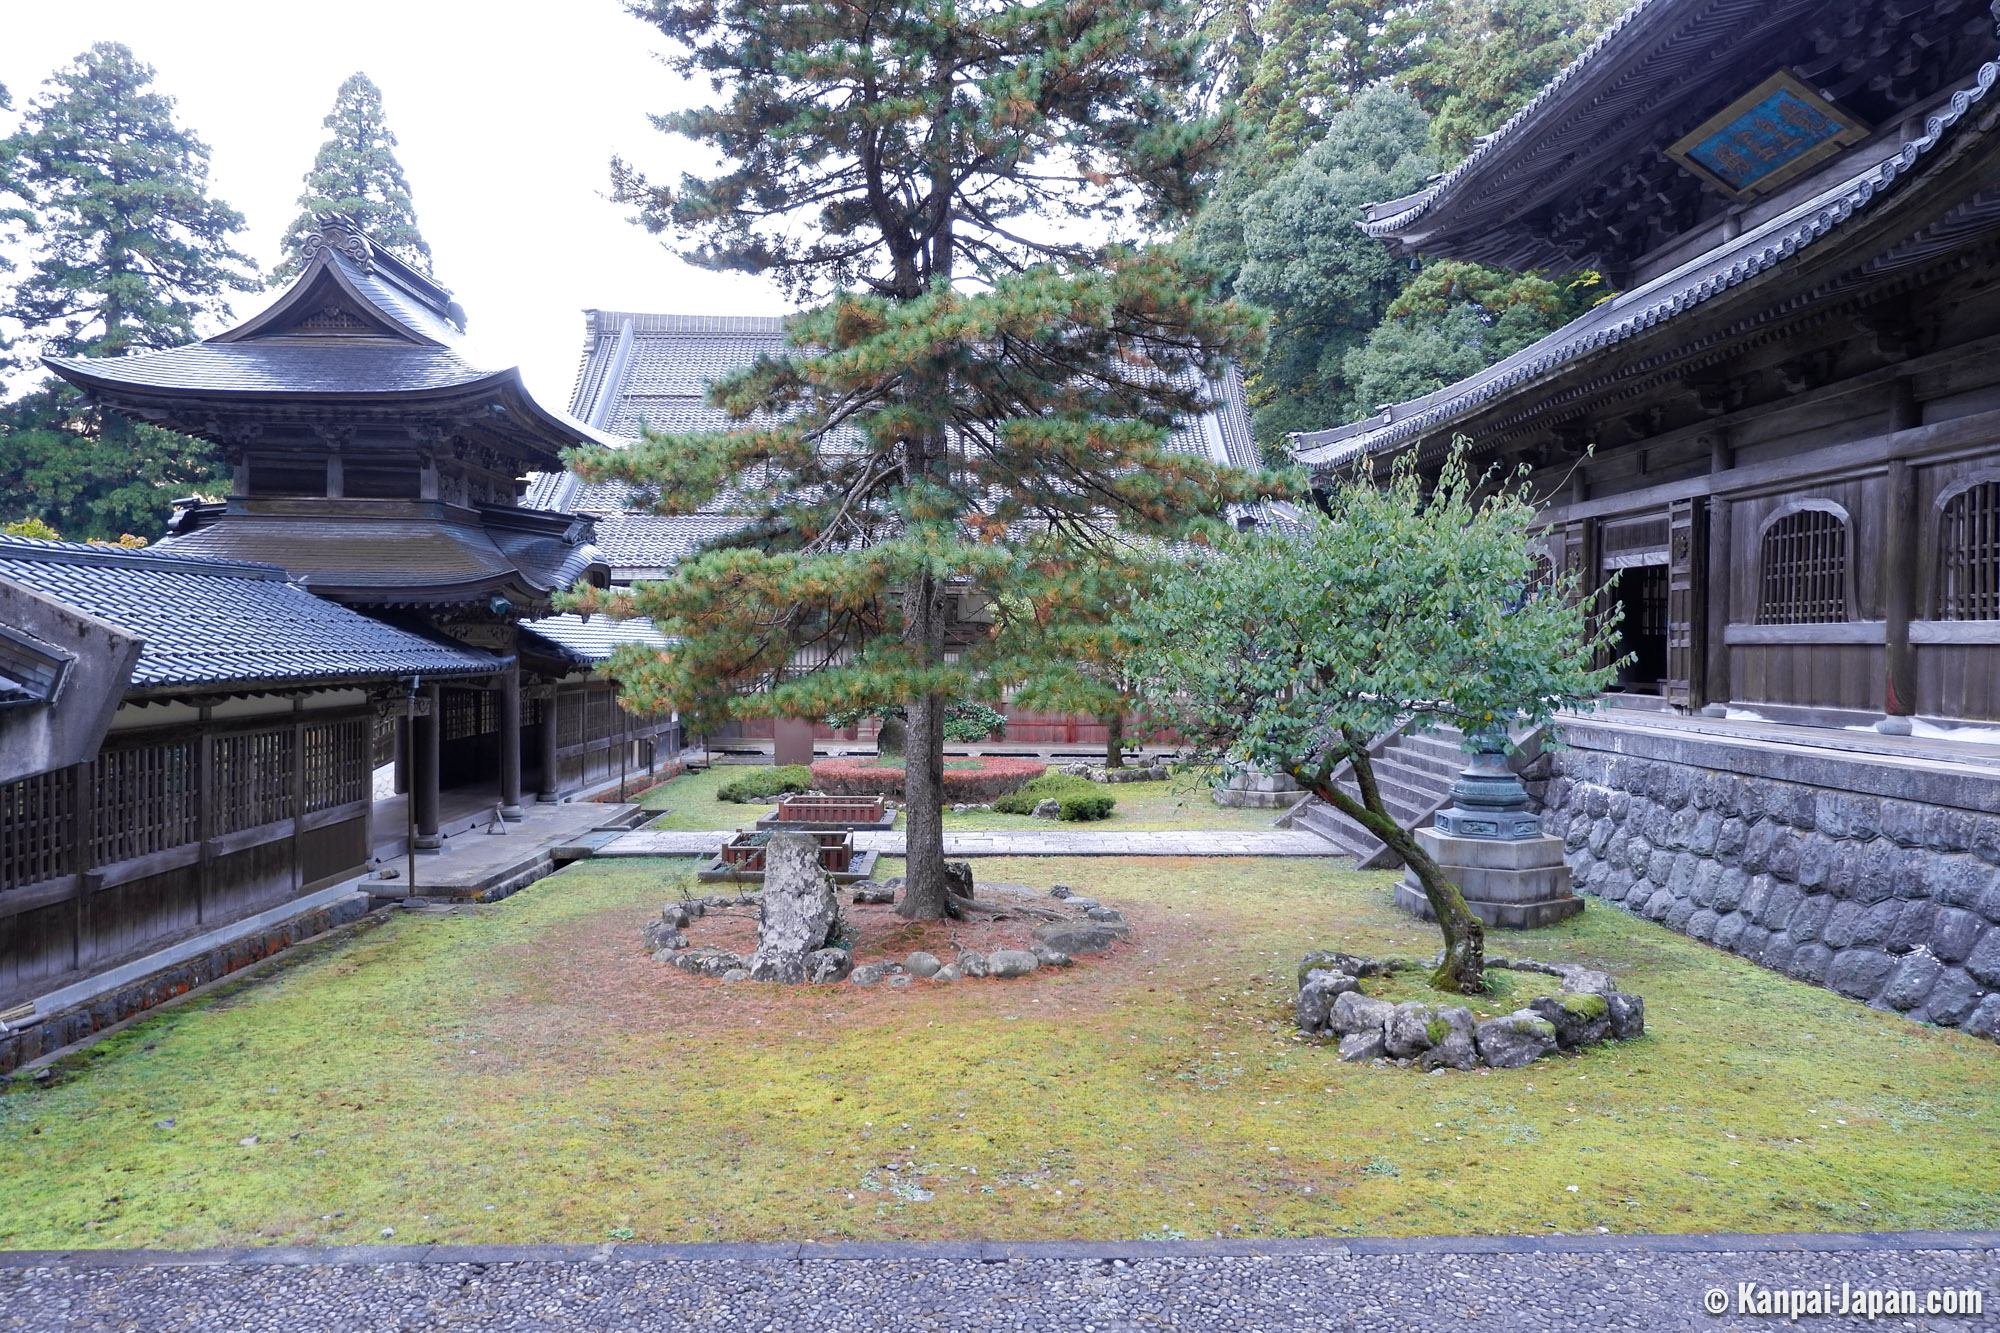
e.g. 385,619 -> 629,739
1542,739 -> 2000,1042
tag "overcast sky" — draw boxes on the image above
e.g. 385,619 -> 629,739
0,0 -> 793,407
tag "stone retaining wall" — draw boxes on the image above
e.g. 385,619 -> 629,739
1540,719 -> 2000,1042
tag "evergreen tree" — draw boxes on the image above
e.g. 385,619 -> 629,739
0,44 -> 251,540
1401,0 -> 1627,163
1,43 -> 257,358
571,0 -> 1281,919
273,73 -> 430,283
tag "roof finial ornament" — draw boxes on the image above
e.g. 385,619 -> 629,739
300,214 -> 375,274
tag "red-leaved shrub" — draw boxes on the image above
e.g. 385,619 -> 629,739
810,756 -> 1047,802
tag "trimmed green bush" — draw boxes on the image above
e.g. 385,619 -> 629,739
992,772 -> 1102,815
1059,793 -> 1116,821
717,764 -> 814,803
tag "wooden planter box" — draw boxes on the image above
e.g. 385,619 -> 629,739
700,829 -> 875,883
754,794 -> 896,832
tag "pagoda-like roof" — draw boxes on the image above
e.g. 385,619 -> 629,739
1361,0 -> 1997,281
0,535 -> 502,695
1295,36 -> 2000,470
44,219 -> 621,470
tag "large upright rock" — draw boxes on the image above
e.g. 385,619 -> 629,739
749,832 -> 840,983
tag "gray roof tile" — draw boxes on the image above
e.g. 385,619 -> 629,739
0,536 -> 501,690
520,613 -> 677,662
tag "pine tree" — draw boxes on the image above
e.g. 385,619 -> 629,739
0,44 -> 252,539
571,0 -> 1282,919
273,73 -> 430,283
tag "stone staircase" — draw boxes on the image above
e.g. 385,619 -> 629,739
1279,727 -> 1466,868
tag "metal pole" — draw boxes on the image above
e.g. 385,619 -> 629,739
405,677 -> 419,894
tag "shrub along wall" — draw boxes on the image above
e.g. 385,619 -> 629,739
1540,717 -> 2000,1042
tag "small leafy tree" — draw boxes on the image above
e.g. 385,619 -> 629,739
273,72 -> 431,283
1124,444 -> 1618,992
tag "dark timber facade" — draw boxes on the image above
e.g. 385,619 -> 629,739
0,220 -> 677,1014
1296,0 -> 2000,731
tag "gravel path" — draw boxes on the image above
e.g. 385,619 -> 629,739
2,1236 -> 1993,1331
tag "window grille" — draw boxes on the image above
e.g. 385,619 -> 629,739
1936,481 -> 2000,620
303,718 -> 369,813
212,728 -> 296,835
558,693 -> 583,748
0,769 -> 74,891
90,741 -> 198,866
1757,509 -> 1847,624
442,690 -> 497,742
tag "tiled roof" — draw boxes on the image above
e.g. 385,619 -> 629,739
0,536 -> 501,691
1293,50 -> 2000,468
593,513 -> 750,569
520,613 -> 677,662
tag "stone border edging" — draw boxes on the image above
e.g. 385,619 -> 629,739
0,1230 -> 1993,1269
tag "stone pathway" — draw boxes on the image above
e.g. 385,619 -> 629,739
597,829 -> 1344,858
1,1234 -> 1992,1331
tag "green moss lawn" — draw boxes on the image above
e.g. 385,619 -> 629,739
642,763 -> 1278,832
3,853 -> 1996,1250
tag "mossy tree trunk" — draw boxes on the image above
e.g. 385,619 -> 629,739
1103,711 -> 1125,769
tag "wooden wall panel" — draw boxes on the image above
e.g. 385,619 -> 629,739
1914,644 -> 2000,720
1729,644 -> 1882,710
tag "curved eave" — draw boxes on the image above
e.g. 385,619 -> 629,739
122,660 -> 499,699
1295,53 -> 2000,471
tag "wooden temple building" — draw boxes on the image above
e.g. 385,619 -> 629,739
0,219 -> 676,1015
1295,0 -> 2000,731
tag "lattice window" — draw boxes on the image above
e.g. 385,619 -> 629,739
1936,481 -> 2000,619
1757,509 -> 1848,624
587,688 -> 617,741
212,728 -> 296,835
303,718 -> 369,813
441,690 -> 498,742
89,741 -> 199,867
557,693 -> 583,748
1,769 -> 74,891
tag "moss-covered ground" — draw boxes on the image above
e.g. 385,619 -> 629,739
2,854 -> 1995,1250
643,764 -> 1278,832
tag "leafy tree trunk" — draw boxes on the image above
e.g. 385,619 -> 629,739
1104,712 -> 1126,769
898,567 -> 954,920
1297,743 -> 1485,993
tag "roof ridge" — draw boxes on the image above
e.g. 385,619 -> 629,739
0,534 -> 290,580
585,311 -> 791,335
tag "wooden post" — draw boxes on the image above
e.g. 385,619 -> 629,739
1883,457 -> 1918,724
69,760 -> 88,973
414,684 -> 442,849
539,690 -> 561,802
196,708 -> 214,924
291,701 -> 307,893
1703,497 -> 1732,714
499,663 -> 524,820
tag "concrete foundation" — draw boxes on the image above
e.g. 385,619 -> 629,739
1394,827 -> 1584,929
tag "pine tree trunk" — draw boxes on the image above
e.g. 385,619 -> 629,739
897,564 -> 955,919
1103,712 -> 1125,769
1297,748 -> 1485,993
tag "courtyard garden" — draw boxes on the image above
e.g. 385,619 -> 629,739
641,763 -> 1283,834
2,853 -> 1995,1251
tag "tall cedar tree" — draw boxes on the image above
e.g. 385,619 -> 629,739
273,73 -> 431,283
0,44 -> 255,540
568,0 -> 1282,919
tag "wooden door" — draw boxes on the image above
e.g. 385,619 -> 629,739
1666,499 -> 1707,708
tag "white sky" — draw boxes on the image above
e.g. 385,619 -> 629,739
0,0 -> 793,408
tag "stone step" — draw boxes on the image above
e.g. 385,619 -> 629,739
1291,800 -> 1378,858
1362,762 -> 1449,810
1327,781 -> 1428,827
1379,743 -> 1463,779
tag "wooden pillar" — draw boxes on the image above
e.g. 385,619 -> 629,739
414,684 -> 442,849
1702,497 -> 1733,714
500,664 -> 524,819
291,700 -> 307,892
196,709 -> 213,924
539,690 -> 561,802
68,760 -> 88,972
1881,380 -> 1921,731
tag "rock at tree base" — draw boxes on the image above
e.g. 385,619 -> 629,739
1384,1002 -> 1441,1058
1529,993 -> 1611,1049
1297,950 -> 1399,987
1033,921 -> 1129,955
641,920 -> 687,953
1296,971 -> 1358,1033
1474,1011 -> 1558,1068
945,861 -> 976,900
1605,991 -> 1645,1039
1330,990 -> 1396,1036
805,948 -> 852,984
722,969 -> 751,982
748,832 -> 841,983
1417,1008 -> 1477,1071
673,949 -> 745,978
851,881 -> 895,905
849,962 -> 887,986
1031,799 -> 1061,819
1338,1030 -> 1386,1062
934,964 -> 962,982
1030,944 -> 1074,968
986,949 -> 1040,978
905,951 -> 942,978
956,949 -> 990,978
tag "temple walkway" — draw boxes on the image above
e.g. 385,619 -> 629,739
1,1232 -> 1992,1332
596,828 -> 1345,858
